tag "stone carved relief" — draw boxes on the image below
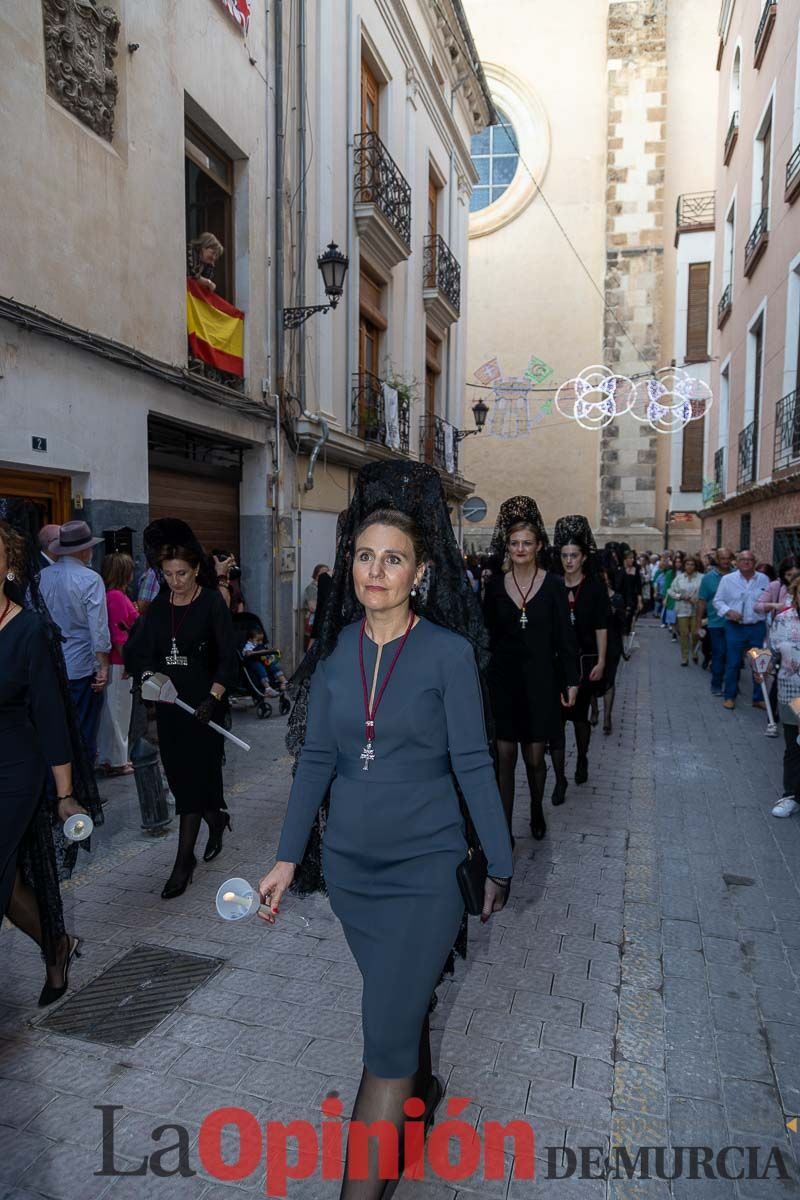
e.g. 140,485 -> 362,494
42,0 -> 120,141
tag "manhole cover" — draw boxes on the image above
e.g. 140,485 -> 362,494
723,874 -> 755,888
38,944 -> 223,1047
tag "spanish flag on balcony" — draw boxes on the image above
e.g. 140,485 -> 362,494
186,279 -> 245,378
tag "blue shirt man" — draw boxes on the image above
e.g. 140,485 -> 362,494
697,548 -> 732,695
712,550 -> 769,708
39,521 -> 111,764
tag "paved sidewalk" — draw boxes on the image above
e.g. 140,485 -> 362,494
2,625 -> 800,1198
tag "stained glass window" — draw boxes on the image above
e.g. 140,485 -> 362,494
470,109 -> 519,213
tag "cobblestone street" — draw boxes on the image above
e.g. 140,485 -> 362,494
3,621 -> 800,1198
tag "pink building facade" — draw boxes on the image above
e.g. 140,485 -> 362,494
701,0 -> 800,563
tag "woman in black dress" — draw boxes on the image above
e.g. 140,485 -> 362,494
257,462 -> 512,1199
132,521 -> 237,899
0,508 -> 99,1005
620,546 -> 643,655
483,497 -> 579,841
598,558 -> 626,735
549,516 -> 608,799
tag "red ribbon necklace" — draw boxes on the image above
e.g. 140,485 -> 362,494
511,565 -> 538,628
358,611 -> 416,771
0,596 -> 12,630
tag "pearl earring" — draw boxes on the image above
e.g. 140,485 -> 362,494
411,586 -> 417,597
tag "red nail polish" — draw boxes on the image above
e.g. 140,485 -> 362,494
272,907 -> 279,913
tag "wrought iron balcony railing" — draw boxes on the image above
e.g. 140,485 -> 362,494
676,192 -> 715,233
187,353 -> 245,394
351,372 -> 410,452
774,389 -> 800,472
717,283 -> 732,328
420,413 -> 459,475
353,132 -> 412,248
786,143 -> 800,203
754,0 -> 777,67
744,208 -> 769,276
724,111 -> 739,164
423,235 -> 461,316
738,420 -> 757,490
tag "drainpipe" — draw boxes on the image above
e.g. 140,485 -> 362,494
345,0 -> 354,430
272,0 -> 285,646
296,410 -> 329,661
302,409 -> 330,491
297,0 -> 307,412
274,0 -> 285,394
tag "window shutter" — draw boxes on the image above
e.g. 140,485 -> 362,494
681,415 -> 705,492
685,262 -> 710,363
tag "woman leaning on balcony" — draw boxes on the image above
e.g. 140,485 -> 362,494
187,231 -> 224,295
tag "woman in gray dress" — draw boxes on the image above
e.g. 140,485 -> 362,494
258,461 -> 513,1199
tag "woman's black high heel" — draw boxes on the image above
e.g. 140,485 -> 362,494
161,856 -> 196,899
38,935 -> 83,1007
203,813 -> 232,863
529,802 -> 547,840
552,779 -> 568,806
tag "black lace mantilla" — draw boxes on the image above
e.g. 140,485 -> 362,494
285,460 -> 495,972
489,495 -> 550,568
552,515 -> 597,553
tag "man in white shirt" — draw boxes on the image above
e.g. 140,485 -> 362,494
713,550 -> 769,710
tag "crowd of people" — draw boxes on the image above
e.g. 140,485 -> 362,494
5,466 -> 799,1199
0,508 -> 245,1013
606,543 -> 800,820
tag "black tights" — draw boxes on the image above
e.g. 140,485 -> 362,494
603,686 -> 616,729
340,1016 -> 434,1199
551,721 -> 591,787
163,810 -> 227,887
7,868 -> 71,987
496,740 -> 547,833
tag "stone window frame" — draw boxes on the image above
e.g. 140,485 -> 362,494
469,108 -> 520,214
468,64 -> 550,240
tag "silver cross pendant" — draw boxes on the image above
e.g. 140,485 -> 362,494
166,638 -> 188,667
360,742 -> 376,771
520,609 -> 528,629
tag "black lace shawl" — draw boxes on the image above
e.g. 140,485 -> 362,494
488,496 -> 550,570
551,515 -> 600,578
285,460 -> 493,973
0,497 -> 104,964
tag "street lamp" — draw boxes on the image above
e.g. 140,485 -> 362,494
454,397 -> 489,442
283,243 -> 349,330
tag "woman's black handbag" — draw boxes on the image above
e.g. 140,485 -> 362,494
456,843 -> 488,916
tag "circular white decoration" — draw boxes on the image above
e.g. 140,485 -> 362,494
555,366 -> 634,431
468,65 -> 551,240
629,369 -> 714,434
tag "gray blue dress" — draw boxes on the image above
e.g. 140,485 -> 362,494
276,617 -> 513,1078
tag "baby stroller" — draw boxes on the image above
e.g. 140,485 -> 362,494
231,612 -> 292,720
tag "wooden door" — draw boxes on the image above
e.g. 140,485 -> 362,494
0,469 -> 72,525
685,262 -> 710,363
148,467 -> 240,557
761,112 -> 772,216
424,332 -> 442,462
427,176 -> 440,287
361,59 -> 379,136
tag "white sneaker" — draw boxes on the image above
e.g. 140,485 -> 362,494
772,795 -> 800,818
